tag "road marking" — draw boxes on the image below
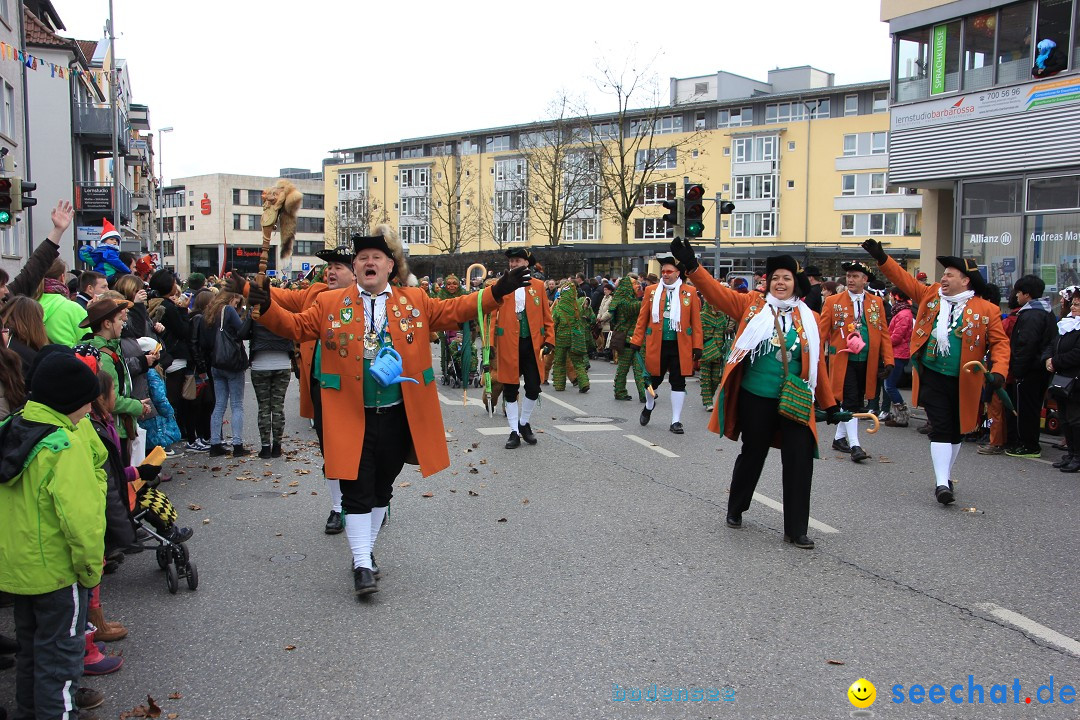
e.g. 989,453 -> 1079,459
438,393 -> 463,406
974,603 -> 1080,656
543,393 -> 587,416
553,424 -> 618,432
476,427 -> 508,436
751,492 -> 839,534
624,434 -> 679,458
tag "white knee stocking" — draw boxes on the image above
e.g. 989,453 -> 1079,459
344,512 -> 372,569
930,442 -> 953,487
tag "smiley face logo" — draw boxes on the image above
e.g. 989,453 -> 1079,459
847,678 -> 876,709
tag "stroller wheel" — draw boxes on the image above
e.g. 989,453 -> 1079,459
185,561 -> 199,591
156,546 -> 168,570
178,543 -> 190,564
165,563 -> 179,594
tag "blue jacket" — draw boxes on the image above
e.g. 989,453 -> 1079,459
139,369 -> 181,449
78,242 -> 129,278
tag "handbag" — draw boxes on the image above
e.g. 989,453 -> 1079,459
181,373 -> 198,401
211,313 -> 249,372
773,314 -> 814,427
1049,373 -> 1077,400
610,330 -> 627,352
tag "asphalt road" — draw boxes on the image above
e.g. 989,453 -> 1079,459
0,358 -> 1077,719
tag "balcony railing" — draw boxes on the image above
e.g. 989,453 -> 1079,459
73,103 -> 129,153
74,181 -> 133,224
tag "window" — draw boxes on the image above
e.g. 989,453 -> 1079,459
694,81 -> 709,95
302,193 -> 324,210
634,217 -> 674,240
494,190 -> 524,213
631,115 -> 683,135
294,240 -> 325,255
401,225 -> 430,245
787,180 -> 795,189
844,94 -> 859,116
462,140 -> 479,155
765,100 -> 829,123
871,132 -> 887,154
635,147 -> 676,171
869,213 -> 885,235
494,158 -> 526,182
339,171 -> 367,192
997,2 -> 1035,85
1036,0 -> 1072,74
246,190 -> 261,206
495,221 -> 525,243
399,196 -> 429,217
638,182 -> 676,206
931,21 -> 962,94
896,26 -> 931,101
963,12 -> 996,91
872,90 -> 888,113
717,107 -> 753,127
296,217 -> 325,234
788,141 -> 796,151
399,168 -> 429,188
841,175 -> 856,196
963,178 -> 1023,215
0,226 -> 16,257
245,215 -> 259,231
593,122 -> 618,140
732,136 -> 778,163
841,214 -> 855,236
733,175 -> 777,200
870,172 -> 886,195
487,135 -> 511,152
731,212 -> 776,237
1027,175 -> 1080,211
231,189 -> 241,205
401,146 -> 423,159
695,111 -> 706,130
564,218 -> 598,241
232,213 -> 241,230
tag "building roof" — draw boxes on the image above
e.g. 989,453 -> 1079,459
24,8 -> 68,48
76,40 -> 100,66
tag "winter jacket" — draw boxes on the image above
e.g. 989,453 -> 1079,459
1044,324 -> 1080,379
155,297 -> 192,365
89,415 -> 138,553
249,321 -> 293,360
40,292 -> 88,347
1011,300 -> 1055,378
888,302 -> 914,360
78,242 -> 129,278
87,335 -> 143,438
0,401 -> 107,594
139,369 -> 181,448
3,238 -> 58,303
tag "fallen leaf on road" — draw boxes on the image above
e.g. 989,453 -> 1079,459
468,490 -> 479,496
497,517 -> 507,523
285,645 -> 296,651
421,491 -> 434,498
398,481 -> 412,488
168,714 -> 178,720
210,466 -> 222,472
168,692 -> 182,700
311,491 -> 318,495
471,442 -> 479,449
878,457 -> 891,463
187,504 -> 201,511
263,471 -> 273,477
275,533 -> 282,537
449,489 -> 457,493
202,519 -> 210,524
479,459 -> 488,465
287,481 -> 299,487
961,507 -> 983,513
522,498 -> 529,505
295,469 -> 311,475
826,659 -> 845,665
469,468 -> 479,474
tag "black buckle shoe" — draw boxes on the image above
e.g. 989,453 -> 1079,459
353,567 -> 378,596
324,511 -> 344,534
505,432 -> 521,449
639,406 -> 653,426
935,484 -> 955,505
850,445 -> 868,463
831,438 -> 851,453
669,422 -> 684,434
725,513 -> 742,529
783,534 -> 815,549
518,423 -> 538,445
271,442 -> 282,458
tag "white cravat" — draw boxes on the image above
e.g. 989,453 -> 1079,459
847,290 -> 864,322
514,287 -> 526,313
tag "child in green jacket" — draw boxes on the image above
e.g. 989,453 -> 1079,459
0,346 -> 106,719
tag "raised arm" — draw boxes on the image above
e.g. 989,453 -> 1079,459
687,267 -> 753,320
862,239 -> 935,306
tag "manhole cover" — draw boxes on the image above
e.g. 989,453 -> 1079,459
570,416 -> 622,424
229,491 -> 286,500
270,554 -> 306,563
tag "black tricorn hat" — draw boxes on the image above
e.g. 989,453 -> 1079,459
505,247 -> 535,266
841,260 -> 876,281
655,253 -> 686,279
804,265 -> 823,279
937,255 -> 987,296
764,254 -> 812,298
315,245 -> 356,266
352,234 -> 393,257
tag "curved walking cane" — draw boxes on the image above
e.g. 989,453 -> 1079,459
852,412 -> 881,434
963,360 -> 1017,415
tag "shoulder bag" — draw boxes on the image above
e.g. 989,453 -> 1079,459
774,313 -> 814,427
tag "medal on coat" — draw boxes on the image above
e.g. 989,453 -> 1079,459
340,308 -> 353,324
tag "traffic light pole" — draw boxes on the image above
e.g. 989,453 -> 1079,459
714,191 -> 722,279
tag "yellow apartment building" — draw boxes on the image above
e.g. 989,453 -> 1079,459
323,66 -> 923,279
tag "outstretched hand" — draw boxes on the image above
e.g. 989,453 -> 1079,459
861,238 -> 888,265
248,274 -> 271,314
223,270 -> 249,296
491,266 -> 531,302
669,237 -> 699,272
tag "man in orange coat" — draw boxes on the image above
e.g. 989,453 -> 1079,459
863,239 -> 1010,505
819,261 -> 894,463
490,248 -> 554,450
630,254 -> 703,434
250,227 -> 527,597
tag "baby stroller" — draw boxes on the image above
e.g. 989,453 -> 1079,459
446,336 -> 481,389
129,483 -> 198,594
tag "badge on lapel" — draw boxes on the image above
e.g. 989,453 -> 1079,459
340,308 -> 353,324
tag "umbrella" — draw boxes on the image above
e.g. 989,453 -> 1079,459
963,360 -> 1017,415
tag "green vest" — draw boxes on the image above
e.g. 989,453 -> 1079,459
742,327 -> 801,399
363,357 -> 404,407
922,328 -> 962,376
662,290 -> 677,341
852,314 -> 870,363
518,310 -> 531,338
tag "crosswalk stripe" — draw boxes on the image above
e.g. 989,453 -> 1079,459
974,603 -> 1080,657
751,492 -> 840,534
623,434 -> 679,458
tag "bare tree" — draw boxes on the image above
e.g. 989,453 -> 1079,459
327,192 -> 373,247
427,152 -> 479,254
518,94 -> 601,246
480,156 -> 529,251
581,57 -> 707,244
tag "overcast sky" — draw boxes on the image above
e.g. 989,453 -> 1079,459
55,0 -> 893,184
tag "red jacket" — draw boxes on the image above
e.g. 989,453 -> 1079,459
889,302 -> 913,360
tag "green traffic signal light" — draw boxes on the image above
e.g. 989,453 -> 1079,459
0,210 -> 11,225
686,219 -> 705,236
684,183 -> 705,238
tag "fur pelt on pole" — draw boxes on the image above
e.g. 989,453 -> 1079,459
260,179 -> 303,260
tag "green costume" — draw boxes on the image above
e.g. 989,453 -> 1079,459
700,301 -> 736,408
551,288 -> 591,391
609,279 -> 647,401
436,275 -> 470,382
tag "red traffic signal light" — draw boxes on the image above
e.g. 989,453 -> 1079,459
685,183 -> 704,202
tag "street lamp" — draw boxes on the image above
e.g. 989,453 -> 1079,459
157,126 -> 173,265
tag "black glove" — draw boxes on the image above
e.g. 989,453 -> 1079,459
986,372 -> 1005,390
137,464 -> 162,488
491,266 -> 532,302
248,273 -> 271,314
626,342 -> 640,352
692,348 -> 702,362
877,364 -> 893,381
861,238 -> 888,265
541,342 -> 554,356
819,406 -> 853,424
223,269 -> 248,296
669,237 -> 699,273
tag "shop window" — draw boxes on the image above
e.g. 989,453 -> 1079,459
962,12 -> 996,91
1035,0 -> 1072,77
1023,212 -> 1080,299
929,21 -> 961,94
1027,175 -> 1080,211
963,179 -> 1023,215
962,216 -> 1023,294
896,27 -> 931,101
997,2 -> 1035,86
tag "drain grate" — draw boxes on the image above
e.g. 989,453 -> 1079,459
229,491 -> 287,500
269,553 -> 306,564
570,415 -> 622,424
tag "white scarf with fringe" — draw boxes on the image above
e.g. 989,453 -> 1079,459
651,278 -> 683,332
728,293 -> 820,391
933,289 -> 974,356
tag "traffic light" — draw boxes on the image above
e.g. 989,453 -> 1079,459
684,183 -> 705,238
719,200 -> 736,215
660,197 -> 684,236
10,178 -> 36,214
0,178 -> 12,226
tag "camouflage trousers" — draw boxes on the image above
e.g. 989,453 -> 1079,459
613,348 -> 648,401
552,347 -> 589,391
251,369 -> 291,446
700,360 -> 724,408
